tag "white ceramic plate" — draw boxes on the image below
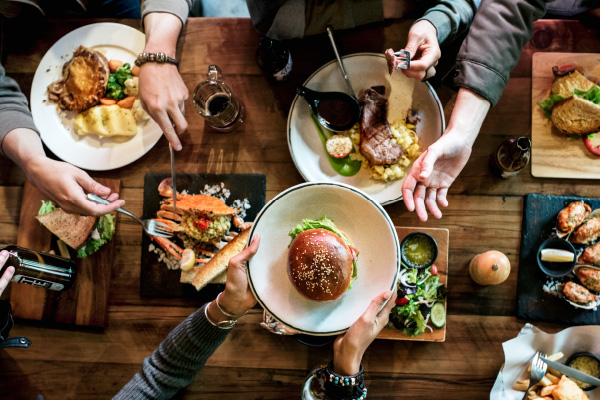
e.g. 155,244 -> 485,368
287,53 -> 445,205
30,23 -> 162,171
247,182 -> 400,335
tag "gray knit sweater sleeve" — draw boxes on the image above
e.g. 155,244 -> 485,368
0,63 -> 39,157
114,304 -> 231,400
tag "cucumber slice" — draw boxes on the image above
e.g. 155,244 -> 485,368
430,302 -> 446,328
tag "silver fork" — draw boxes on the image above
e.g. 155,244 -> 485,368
522,351 -> 548,400
87,193 -> 173,238
393,50 -> 411,69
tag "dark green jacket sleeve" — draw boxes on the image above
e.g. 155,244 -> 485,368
418,0 -> 479,46
450,0 -> 550,106
0,63 -> 39,157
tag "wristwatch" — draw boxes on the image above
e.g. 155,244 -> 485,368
135,52 -> 179,67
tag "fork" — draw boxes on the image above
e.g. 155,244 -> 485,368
393,50 -> 411,69
87,193 -> 172,238
522,351 -> 548,400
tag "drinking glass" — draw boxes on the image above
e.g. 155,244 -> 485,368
192,65 -> 245,132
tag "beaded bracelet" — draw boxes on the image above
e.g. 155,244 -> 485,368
321,362 -> 367,400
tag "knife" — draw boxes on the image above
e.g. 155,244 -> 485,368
541,355 -> 600,387
169,143 -> 177,212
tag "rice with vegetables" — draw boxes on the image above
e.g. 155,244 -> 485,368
347,120 -> 421,182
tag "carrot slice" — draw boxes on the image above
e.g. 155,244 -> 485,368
131,65 -> 140,76
100,98 -> 117,105
108,59 -> 124,72
117,96 -> 135,109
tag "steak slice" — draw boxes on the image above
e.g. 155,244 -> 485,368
358,86 -> 403,165
48,45 -> 109,111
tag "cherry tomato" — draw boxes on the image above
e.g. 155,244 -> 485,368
430,264 -> 438,275
395,296 -> 409,306
583,134 -> 600,157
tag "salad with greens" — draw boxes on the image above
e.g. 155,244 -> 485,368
389,264 -> 448,337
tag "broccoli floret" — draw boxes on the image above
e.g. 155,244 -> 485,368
106,74 -> 125,100
114,64 -> 133,86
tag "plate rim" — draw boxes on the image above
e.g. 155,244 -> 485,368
247,181 -> 400,336
30,22 -> 162,171
286,52 -> 445,206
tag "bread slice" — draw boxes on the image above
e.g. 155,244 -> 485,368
191,228 -> 251,291
551,94 -> 600,135
35,209 -> 97,249
551,70 -> 596,97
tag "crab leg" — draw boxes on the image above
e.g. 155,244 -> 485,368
150,235 -> 210,264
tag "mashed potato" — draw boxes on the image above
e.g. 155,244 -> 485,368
347,119 -> 421,182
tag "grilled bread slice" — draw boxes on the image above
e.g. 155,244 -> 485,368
189,228 -> 251,291
551,70 -> 596,97
551,94 -> 600,135
48,46 -> 109,111
35,208 -> 97,249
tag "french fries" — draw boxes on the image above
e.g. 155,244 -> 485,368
512,352 -> 589,400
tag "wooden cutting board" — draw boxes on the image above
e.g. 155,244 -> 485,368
377,226 -> 449,342
10,179 -> 120,328
531,52 -> 600,179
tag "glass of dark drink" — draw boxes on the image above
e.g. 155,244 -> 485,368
192,65 -> 245,132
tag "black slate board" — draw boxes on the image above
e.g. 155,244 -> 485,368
140,173 -> 266,299
517,193 -> 600,325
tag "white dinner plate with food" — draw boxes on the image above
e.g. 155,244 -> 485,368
30,23 -> 162,171
287,53 -> 445,206
247,182 -> 400,336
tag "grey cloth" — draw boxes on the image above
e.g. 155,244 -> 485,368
142,0 -> 478,44
450,0 -> 600,106
114,304 -> 231,400
0,63 -> 40,157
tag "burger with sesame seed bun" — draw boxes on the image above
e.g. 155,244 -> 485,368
287,216 -> 359,301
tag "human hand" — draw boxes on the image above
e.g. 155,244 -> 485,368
333,290 -> 397,375
0,251 -> 15,296
25,157 -> 124,216
138,63 -> 188,151
401,19 -> 441,81
218,234 -> 261,316
402,131 -> 472,221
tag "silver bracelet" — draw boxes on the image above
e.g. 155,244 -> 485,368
215,292 -> 248,319
204,302 -> 236,330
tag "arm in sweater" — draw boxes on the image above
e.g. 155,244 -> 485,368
114,304 -> 231,400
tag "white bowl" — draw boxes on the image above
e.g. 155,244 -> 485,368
247,182 -> 400,335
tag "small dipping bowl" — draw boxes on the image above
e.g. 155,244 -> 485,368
536,238 -> 576,277
565,352 -> 600,391
401,232 -> 438,270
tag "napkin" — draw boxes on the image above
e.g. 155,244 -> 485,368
491,323 -> 600,400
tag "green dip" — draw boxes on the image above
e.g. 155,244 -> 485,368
402,233 -> 436,268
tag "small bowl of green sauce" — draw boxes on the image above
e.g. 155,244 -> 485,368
566,352 -> 600,391
401,232 -> 438,270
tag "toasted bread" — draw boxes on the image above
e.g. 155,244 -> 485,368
48,46 -> 109,111
552,70 -> 596,97
551,94 -> 600,135
190,228 -> 251,291
35,209 -> 97,249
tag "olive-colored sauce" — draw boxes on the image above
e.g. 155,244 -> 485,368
316,98 -> 354,127
568,355 -> 600,390
402,235 -> 435,268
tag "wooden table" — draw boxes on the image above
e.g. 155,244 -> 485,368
1,16 -> 599,399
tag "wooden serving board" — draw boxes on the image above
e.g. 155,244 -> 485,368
377,226 -> 449,342
10,179 -> 120,328
517,193 -> 600,325
531,52 -> 600,179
